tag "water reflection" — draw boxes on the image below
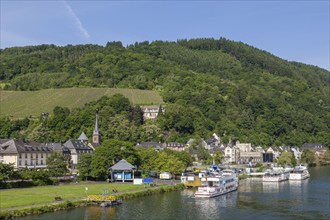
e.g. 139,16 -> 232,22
239,178 -> 263,193
262,182 -> 280,193
289,179 -> 309,194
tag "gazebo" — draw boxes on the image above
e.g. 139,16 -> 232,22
109,159 -> 136,182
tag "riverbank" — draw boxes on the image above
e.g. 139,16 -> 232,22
0,183 -> 184,219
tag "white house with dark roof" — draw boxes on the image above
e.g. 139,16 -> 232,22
0,139 -> 60,169
63,139 -> 93,170
140,105 -> 164,120
135,142 -> 164,151
224,145 -> 239,164
165,142 -> 186,152
302,143 -> 327,157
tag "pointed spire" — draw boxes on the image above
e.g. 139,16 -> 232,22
93,109 -> 99,135
92,109 -> 101,146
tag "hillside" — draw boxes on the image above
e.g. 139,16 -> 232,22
0,88 -> 164,118
0,38 -> 329,146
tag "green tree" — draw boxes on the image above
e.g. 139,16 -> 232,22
136,147 -> 158,172
90,139 -> 140,180
213,151 -> 224,164
155,152 -> 185,175
300,149 -> 316,166
46,152 -> 68,177
0,162 -> 16,183
77,154 -> 93,181
277,152 -> 295,167
318,149 -> 330,165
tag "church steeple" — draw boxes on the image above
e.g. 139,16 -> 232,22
92,109 -> 101,146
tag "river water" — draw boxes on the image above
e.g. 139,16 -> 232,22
18,166 -> 329,220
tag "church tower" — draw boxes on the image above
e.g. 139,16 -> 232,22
92,110 -> 101,146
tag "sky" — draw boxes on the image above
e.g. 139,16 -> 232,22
1,0 -> 329,70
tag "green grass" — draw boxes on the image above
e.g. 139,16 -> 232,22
0,88 -> 164,118
0,182 -> 147,209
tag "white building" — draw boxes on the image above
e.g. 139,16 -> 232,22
0,139 -> 64,169
63,139 -> 93,170
141,105 -> 164,120
224,146 -> 239,164
235,141 -> 252,152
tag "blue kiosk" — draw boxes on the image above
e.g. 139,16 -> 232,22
109,159 -> 136,182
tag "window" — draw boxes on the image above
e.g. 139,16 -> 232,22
19,154 -> 22,159
19,161 -> 22,166
30,161 -> 33,165
41,154 -> 44,158
25,154 -> 27,159
25,161 -> 27,165
36,161 -> 38,165
36,154 -> 38,158
41,160 -> 43,165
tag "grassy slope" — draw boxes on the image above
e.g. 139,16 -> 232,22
0,88 -> 164,118
0,183 -> 146,209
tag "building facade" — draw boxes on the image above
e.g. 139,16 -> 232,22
0,139 -> 61,169
140,105 -> 164,120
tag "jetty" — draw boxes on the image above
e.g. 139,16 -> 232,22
87,195 -> 122,207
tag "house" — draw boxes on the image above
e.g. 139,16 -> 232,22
239,151 -> 263,164
266,147 -> 280,160
223,145 -> 239,164
135,142 -> 164,151
0,139 -> 58,169
205,133 -> 221,150
186,138 -> 208,149
140,105 -> 164,120
165,142 -> 185,152
291,146 -> 302,161
235,141 -> 252,152
302,143 -> 327,156
63,139 -> 93,170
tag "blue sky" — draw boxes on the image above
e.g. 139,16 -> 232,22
1,1 -> 329,70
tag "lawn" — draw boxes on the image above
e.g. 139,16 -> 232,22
0,88 -> 164,118
0,182 -> 146,209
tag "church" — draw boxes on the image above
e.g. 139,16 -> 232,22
63,110 -> 101,170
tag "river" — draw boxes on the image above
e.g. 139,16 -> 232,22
18,166 -> 329,220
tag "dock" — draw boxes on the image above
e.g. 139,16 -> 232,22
87,195 -> 122,207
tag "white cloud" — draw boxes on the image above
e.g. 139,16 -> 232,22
63,1 -> 90,39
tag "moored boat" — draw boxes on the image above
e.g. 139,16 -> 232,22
194,174 -> 238,198
263,171 -> 288,182
289,165 -> 310,180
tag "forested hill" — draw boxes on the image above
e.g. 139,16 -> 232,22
0,38 -> 329,147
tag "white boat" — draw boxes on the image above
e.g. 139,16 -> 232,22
263,171 -> 288,182
289,165 -> 310,180
194,174 -> 238,198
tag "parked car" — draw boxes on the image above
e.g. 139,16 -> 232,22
159,172 -> 172,180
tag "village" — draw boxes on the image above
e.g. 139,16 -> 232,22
0,105 -> 327,176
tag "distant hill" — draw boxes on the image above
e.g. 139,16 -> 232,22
0,38 -> 329,146
0,88 -> 163,118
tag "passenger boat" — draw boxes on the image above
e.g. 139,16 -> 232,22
263,171 -> 288,182
289,165 -> 310,180
194,174 -> 238,198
